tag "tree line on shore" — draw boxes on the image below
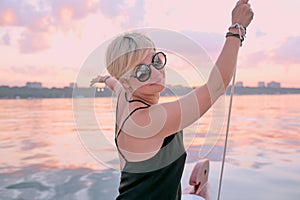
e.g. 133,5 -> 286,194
0,85 -> 299,99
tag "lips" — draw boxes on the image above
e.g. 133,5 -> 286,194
150,79 -> 164,85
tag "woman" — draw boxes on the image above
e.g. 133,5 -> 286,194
91,0 -> 253,199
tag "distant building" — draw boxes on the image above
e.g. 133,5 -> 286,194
69,82 -> 77,88
258,82 -> 265,88
26,82 -> 42,88
267,81 -> 281,88
235,81 -> 244,88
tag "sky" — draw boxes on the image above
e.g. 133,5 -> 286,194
0,0 -> 299,88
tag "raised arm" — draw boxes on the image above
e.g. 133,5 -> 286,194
209,0 -> 254,99
121,0 -> 254,139
163,0 -> 253,133
162,0 -> 254,134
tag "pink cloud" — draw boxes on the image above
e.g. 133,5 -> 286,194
99,0 -> 124,17
0,1 -> 20,26
98,0 -> 146,28
18,31 -> 50,54
1,32 -> 10,45
243,36 -> 300,68
0,0 -> 100,29
0,0 -> 147,53
0,1 -> 50,30
242,50 -> 269,67
182,31 -> 223,55
121,1 -> 145,28
51,0 -> 99,22
271,36 -> 300,65
0,0 -> 101,53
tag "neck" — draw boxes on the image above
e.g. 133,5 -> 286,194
130,92 -> 160,105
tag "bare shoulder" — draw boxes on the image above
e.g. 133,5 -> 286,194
116,84 -> 214,153
146,84 -> 212,137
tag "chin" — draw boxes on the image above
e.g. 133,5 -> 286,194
154,85 -> 165,93
139,83 -> 165,94
150,82 -> 165,91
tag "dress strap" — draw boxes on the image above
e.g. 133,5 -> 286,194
114,92 -> 150,162
127,99 -> 150,106
125,92 -> 151,106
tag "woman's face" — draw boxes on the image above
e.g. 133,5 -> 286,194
123,49 -> 166,95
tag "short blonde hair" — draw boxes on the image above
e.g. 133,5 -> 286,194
106,32 -> 155,80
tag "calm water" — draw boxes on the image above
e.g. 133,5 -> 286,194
0,95 -> 299,200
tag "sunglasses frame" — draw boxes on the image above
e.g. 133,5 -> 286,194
132,52 -> 167,82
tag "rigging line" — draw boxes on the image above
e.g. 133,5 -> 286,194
217,68 -> 237,200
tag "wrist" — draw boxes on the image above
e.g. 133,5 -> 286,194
228,28 -> 239,34
229,23 -> 246,36
103,76 -> 111,84
226,23 -> 247,47
226,32 -> 244,46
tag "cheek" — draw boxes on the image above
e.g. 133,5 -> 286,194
162,70 -> 165,78
153,68 -> 165,77
131,80 -> 143,91
130,77 -> 152,93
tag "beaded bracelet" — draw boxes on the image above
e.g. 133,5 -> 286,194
227,23 -> 247,47
228,23 -> 246,36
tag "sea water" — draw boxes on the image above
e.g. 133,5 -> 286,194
0,95 -> 299,200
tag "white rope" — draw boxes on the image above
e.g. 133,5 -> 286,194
217,69 -> 236,200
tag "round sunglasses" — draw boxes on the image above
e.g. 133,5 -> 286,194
132,52 -> 167,82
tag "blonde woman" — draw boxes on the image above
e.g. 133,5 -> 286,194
91,0 -> 253,199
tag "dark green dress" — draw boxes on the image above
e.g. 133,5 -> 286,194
115,97 -> 187,200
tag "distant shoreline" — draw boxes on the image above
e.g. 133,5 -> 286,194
1,85 -> 300,99
225,86 -> 300,95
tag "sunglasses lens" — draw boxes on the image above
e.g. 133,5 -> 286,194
152,52 -> 166,70
135,64 -> 150,82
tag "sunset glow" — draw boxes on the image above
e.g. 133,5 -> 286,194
1,10 -> 17,25
0,0 -> 299,88
59,7 -> 73,22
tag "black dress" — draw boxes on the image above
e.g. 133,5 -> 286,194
115,96 -> 187,200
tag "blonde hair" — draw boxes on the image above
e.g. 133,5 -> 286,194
106,32 -> 155,80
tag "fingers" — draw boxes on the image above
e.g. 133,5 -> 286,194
90,76 -> 99,86
243,3 -> 254,16
249,8 -> 254,19
236,0 -> 249,6
232,0 -> 254,28
90,75 -> 108,87
90,80 -> 96,87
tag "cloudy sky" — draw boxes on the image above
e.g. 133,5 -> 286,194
0,0 -> 299,88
